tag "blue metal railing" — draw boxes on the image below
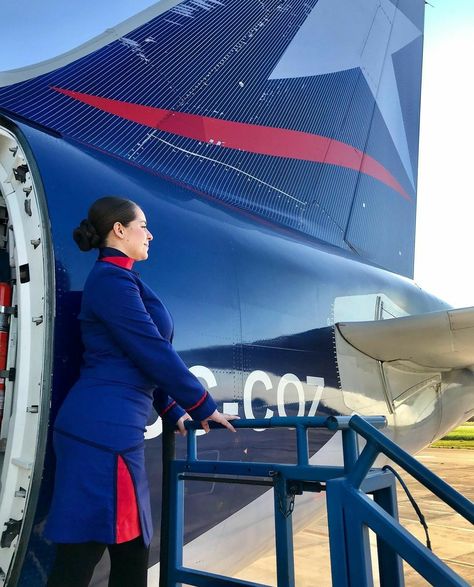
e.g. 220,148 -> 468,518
159,415 -> 474,587
327,415 -> 473,587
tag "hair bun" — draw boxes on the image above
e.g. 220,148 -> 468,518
72,219 -> 101,251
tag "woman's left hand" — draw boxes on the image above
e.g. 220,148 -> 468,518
201,410 -> 239,433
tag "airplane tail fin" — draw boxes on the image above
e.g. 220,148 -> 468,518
0,0 -> 424,277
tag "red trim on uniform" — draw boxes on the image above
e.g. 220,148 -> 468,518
187,391 -> 208,413
100,256 -> 135,270
160,400 -> 177,416
116,455 -> 141,543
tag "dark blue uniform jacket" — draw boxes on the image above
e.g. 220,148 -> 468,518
45,248 -> 217,545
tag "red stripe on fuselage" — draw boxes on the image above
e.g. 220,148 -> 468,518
52,87 -> 411,201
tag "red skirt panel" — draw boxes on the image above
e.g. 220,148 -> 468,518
116,455 -> 141,543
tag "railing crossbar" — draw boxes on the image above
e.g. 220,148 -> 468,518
173,459 -> 345,482
176,567 -> 271,587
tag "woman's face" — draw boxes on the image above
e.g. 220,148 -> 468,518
120,207 -> 153,260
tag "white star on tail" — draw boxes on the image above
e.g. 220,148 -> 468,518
270,0 -> 421,188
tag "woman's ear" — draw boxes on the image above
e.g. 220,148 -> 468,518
112,222 -> 125,239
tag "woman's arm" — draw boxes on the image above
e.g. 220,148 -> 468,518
92,268 -> 217,421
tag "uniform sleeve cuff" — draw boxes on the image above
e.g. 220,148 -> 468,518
187,391 -> 217,422
161,402 -> 186,425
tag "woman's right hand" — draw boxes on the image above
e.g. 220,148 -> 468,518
201,410 -> 239,433
176,413 -> 192,436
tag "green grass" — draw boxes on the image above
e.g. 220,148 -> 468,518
430,421 -> 474,449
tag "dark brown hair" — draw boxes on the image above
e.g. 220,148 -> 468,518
73,196 -> 138,251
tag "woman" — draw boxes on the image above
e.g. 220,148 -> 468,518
45,196 -> 237,586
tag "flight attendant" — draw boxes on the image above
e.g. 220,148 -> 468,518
45,196 -> 237,587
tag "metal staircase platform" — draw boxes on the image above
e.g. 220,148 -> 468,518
159,415 -> 474,587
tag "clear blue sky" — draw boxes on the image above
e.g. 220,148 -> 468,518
2,1 -> 157,69
2,1 -> 473,308
415,0 -> 474,307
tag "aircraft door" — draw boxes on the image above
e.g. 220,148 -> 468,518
0,122 -> 54,584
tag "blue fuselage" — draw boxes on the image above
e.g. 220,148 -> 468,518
5,116 -> 450,585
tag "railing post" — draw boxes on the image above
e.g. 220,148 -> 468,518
344,486 -> 374,587
160,420 -> 182,587
372,474 -> 404,587
167,465 -> 184,587
326,478 -> 350,587
296,424 -> 309,466
272,472 -> 295,586
342,428 -> 359,473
